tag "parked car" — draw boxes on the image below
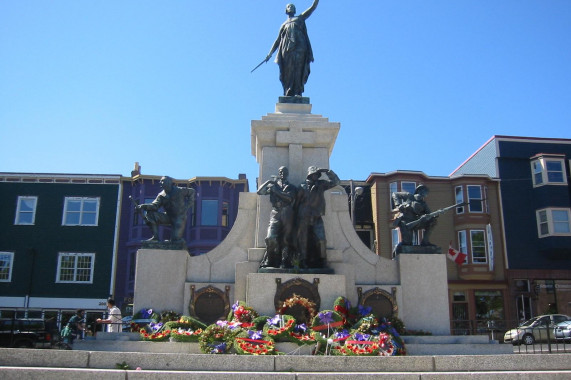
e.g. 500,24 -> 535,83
504,314 -> 571,345
0,318 -> 52,348
554,320 -> 571,343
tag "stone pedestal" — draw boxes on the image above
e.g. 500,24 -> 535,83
133,249 -> 189,314
251,101 -> 340,247
398,253 -> 451,335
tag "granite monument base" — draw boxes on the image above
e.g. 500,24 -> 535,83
133,248 -> 189,315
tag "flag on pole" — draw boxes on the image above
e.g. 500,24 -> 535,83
447,242 -> 467,265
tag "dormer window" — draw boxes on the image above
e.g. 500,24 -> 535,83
530,154 -> 567,187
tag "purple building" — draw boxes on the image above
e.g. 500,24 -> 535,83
114,163 -> 249,311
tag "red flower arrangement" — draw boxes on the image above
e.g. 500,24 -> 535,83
263,314 -> 295,340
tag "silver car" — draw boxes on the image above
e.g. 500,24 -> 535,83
504,314 -> 571,345
554,320 -> 571,343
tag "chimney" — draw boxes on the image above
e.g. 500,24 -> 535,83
131,162 -> 141,177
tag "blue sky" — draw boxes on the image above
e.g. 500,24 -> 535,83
1,1 -> 570,190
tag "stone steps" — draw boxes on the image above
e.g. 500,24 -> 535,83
1,348 -> 570,379
1,367 -> 571,380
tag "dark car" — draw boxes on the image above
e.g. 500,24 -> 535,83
0,318 -> 52,348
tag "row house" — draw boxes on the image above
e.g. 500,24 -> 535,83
452,136 -> 571,323
0,172 -> 121,326
366,170 -> 508,335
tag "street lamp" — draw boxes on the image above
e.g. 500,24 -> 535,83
349,180 -> 364,226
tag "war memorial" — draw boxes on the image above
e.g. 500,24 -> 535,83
2,1 -> 570,378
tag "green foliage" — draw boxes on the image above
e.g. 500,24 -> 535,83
115,361 -> 130,370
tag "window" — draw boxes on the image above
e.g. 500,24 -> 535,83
221,201 -> 229,227
531,156 -> 567,187
15,196 -> 38,225
391,229 -> 399,258
457,230 -> 468,264
201,200 -> 218,226
455,186 -> 465,214
467,185 -> 483,213
56,253 -> 95,283
474,290 -> 504,321
0,252 -> 14,282
389,182 -> 397,209
536,208 -> 571,237
63,197 -> 100,226
471,230 -> 487,263
401,182 -> 416,194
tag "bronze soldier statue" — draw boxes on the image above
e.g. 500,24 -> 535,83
295,166 -> 339,268
258,167 -> 297,269
392,184 -> 437,247
136,176 -> 195,244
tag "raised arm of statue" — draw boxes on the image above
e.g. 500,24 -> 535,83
301,0 -> 320,19
257,180 -> 275,195
324,169 -> 340,188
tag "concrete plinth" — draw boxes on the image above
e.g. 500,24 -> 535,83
398,253 -> 451,335
133,249 -> 189,314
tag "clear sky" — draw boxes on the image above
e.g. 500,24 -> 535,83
1,1 -> 570,190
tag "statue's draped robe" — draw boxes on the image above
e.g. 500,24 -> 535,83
275,16 -> 313,96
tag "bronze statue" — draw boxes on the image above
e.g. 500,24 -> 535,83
259,1 -> 319,97
295,166 -> 339,268
391,184 -> 437,247
258,167 -> 297,269
136,176 -> 195,244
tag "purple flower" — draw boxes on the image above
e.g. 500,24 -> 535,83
211,342 -> 226,354
216,320 -> 228,327
231,301 -> 240,312
267,315 -> 281,326
334,329 -> 350,339
358,305 -> 372,316
355,333 -> 372,342
140,308 -> 153,319
248,330 -> 263,340
149,322 -> 163,332
294,323 -> 307,333
318,311 -> 334,325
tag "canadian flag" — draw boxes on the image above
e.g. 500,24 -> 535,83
447,242 -> 467,265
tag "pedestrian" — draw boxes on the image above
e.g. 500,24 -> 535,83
67,309 -> 86,345
96,298 -> 122,332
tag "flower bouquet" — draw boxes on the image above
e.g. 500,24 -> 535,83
199,321 -> 240,354
234,329 -> 275,355
310,310 -> 346,345
288,323 -> 316,345
263,314 -> 295,340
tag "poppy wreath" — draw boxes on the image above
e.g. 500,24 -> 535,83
277,294 -> 317,323
343,332 -> 383,356
378,336 -> 396,356
263,314 -> 295,340
234,330 -> 275,355
169,327 -> 204,342
228,301 -> 258,328
310,310 -> 346,345
198,323 -> 239,354
288,323 -> 316,346
140,328 -> 171,342
333,297 -> 357,326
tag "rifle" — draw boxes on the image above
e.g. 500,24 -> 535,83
129,196 -> 146,220
404,201 -> 468,229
